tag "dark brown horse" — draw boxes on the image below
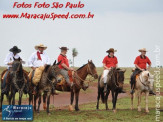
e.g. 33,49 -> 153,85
29,60 -> 63,114
96,67 -> 126,112
8,58 -> 29,105
43,60 -> 98,111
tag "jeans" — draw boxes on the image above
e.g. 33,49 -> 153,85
60,69 -> 70,84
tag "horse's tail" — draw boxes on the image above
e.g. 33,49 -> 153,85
98,75 -> 105,103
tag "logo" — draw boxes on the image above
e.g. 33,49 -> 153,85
2,105 -> 33,121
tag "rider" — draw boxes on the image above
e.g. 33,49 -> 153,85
130,48 -> 156,95
2,46 -> 24,94
28,44 -> 50,94
102,48 -> 118,93
57,47 -> 74,88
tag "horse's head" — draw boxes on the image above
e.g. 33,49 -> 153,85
49,60 -> 63,83
141,71 -> 150,82
87,60 -> 98,79
108,67 -> 126,89
148,73 -> 154,90
12,57 -> 22,72
116,68 -> 126,88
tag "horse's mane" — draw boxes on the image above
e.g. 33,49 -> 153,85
77,64 -> 87,71
77,62 -> 95,71
44,65 -> 51,72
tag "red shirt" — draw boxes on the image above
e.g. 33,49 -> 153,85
58,54 -> 69,69
134,55 -> 151,69
102,55 -> 118,69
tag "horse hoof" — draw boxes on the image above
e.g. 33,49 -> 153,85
48,113 -> 51,116
43,103 -> 47,110
75,108 -> 80,111
138,109 -> 141,112
146,110 -> 149,113
69,105 -> 74,111
37,113 -> 40,116
113,109 -> 116,113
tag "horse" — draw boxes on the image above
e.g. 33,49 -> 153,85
31,60 -> 63,114
43,60 -> 98,111
0,69 -> 10,111
96,67 -> 126,113
131,71 -> 154,113
8,58 -> 29,105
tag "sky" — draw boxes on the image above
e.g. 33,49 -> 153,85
0,0 -> 162,67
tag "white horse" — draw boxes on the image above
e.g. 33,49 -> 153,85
131,71 -> 154,113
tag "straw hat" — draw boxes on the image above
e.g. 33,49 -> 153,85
106,48 -> 117,53
35,44 -> 47,50
138,48 -> 147,52
9,46 -> 21,53
59,47 -> 69,50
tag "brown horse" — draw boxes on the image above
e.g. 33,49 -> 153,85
43,60 -> 98,111
96,67 -> 126,113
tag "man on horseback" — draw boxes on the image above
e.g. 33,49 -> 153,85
57,47 -> 74,88
102,48 -> 125,93
28,44 -> 50,94
2,46 -> 24,94
130,48 -> 155,95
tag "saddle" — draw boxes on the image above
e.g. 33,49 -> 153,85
28,66 -> 45,86
1,69 -> 29,84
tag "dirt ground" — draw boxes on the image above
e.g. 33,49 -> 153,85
20,82 -> 129,110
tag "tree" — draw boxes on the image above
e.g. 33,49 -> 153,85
72,48 -> 78,67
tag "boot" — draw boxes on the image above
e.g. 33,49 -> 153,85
103,83 -> 107,93
149,90 -> 156,95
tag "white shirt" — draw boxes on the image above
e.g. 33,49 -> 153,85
28,51 -> 50,68
4,52 -> 21,69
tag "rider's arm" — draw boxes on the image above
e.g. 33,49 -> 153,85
103,63 -> 110,70
147,63 -> 151,70
61,63 -> 73,71
4,53 -> 13,65
28,53 -> 36,70
135,64 -> 143,70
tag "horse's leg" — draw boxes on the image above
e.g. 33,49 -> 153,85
12,91 -> 16,105
137,91 -> 141,112
96,88 -> 101,110
46,92 -> 51,115
28,93 -> 32,105
9,92 -> 13,105
34,95 -> 37,111
113,91 -> 119,113
0,93 -> 4,111
145,92 -> 149,113
111,90 -> 115,109
43,92 -> 47,110
69,90 -> 74,111
131,93 -> 134,110
105,90 -> 110,110
18,92 -> 23,105
75,90 -> 80,111
37,94 -> 41,113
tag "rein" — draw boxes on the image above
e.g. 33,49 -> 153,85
138,73 -> 149,87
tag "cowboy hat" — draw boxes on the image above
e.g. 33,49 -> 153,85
138,48 -> 147,52
9,46 -> 21,53
106,48 -> 117,53
59,47 -> 69,50
35,44 -> 47,50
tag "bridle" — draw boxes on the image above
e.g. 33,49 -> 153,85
109,68 -> 121,88
73,63 -> 97,88
138,73 -> 149,87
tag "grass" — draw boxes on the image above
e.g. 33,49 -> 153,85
0,67 -> 163,122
